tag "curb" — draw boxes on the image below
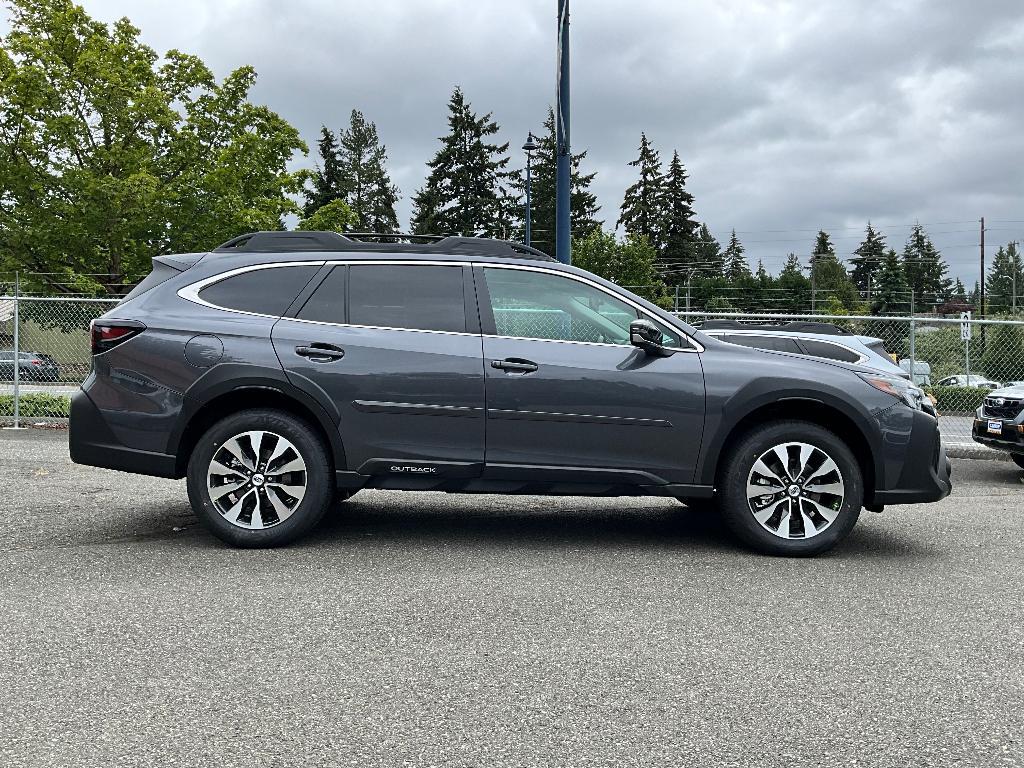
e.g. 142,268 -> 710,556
944,442 -> 1012,462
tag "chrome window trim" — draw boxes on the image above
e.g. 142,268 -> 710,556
177,260 -> 326,320
177,257 -> 704,351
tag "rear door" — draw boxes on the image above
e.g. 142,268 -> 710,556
272,262 -> 486,479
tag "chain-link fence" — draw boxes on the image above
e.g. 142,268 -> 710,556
1,295 -> 119,423
2,293 -> 1023,451
677,310 -> 1024,448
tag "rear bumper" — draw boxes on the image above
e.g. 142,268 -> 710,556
69,389 -> 180,478
872,409 -> 952,505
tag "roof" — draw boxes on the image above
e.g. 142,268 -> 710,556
697,320 -> 854,336
214,231 -> 558,262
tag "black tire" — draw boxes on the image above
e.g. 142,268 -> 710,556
186,408 -> 333,548
1012,454 -> 1024,470
718,421 -> 863,556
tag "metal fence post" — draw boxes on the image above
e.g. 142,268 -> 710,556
4,273 -> 27,431
908,315 -> 916,382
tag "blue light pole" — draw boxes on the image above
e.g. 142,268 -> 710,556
522,133 -> 537,247
555,0 -> 571,264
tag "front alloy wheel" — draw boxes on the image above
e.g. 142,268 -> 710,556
720,421 -> 862,556
746,442 -> 845,540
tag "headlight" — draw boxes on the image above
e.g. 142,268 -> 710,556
858,373 -> 923,410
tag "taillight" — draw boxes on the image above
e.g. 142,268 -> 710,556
90,320 -> 145,355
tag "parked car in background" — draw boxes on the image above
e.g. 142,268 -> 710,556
70,231 -> 951,556
0,350 -> 61,382
972,383 -> 1024,469
698,321 -> 935,414
936,375 -> 1001,390
898,359 -> 932,387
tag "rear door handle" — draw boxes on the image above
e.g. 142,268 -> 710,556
491,358 -> 539,373
295,343 -> 345,362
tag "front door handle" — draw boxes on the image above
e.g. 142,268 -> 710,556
295,343 -> 345,362
491,358 -> 539,373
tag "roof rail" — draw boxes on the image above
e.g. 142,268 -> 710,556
212,231 -> 558,262
698,319 -> 854,336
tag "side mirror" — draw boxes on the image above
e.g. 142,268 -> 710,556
629,318 -> 674,357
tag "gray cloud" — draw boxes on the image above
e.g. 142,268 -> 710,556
5,0 -> 1023,282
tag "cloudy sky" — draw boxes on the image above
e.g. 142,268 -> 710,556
4,0 -> 1024,282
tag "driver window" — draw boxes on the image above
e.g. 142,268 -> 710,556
484,268 -> 637,345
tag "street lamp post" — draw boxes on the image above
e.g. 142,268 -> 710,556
522,133 -> 537,248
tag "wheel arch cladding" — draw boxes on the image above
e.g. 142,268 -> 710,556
702,397 -> 877,497
172,385 -> 345,478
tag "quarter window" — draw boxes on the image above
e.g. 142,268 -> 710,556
199,265 -> 319,316
349,264 -> 466,333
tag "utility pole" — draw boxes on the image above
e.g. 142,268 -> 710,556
979,217 -> 986,318
1011,240 -> 1020,314
809,252 -> 818,313
555,0 -> 571,264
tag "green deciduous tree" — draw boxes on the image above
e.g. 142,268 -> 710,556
296,199 -> 357,232
519,107 -> 601,255
410,87 -> 516,238
572,229 -> 670,307
0,0 -> 307,295
617,132 -> 664,250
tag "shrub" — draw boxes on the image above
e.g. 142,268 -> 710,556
0,393 -> 71,418
925,386 -> 989,414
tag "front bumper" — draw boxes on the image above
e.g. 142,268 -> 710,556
972,416 -> 1024,454
872,408 -> 952,505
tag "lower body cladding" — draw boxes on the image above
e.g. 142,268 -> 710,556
336,459 -> 715,499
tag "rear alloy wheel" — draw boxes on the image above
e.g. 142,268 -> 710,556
719,422 -> 862,556
187,409 -> 332,547
1012,454 -> 1024,471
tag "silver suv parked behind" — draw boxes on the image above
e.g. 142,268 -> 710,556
69,232 -> 951,555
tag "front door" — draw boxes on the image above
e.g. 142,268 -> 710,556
272,262 -> 485,480
476,265 -> 706,486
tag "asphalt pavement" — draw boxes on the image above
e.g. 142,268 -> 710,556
1,429 -> 1022,767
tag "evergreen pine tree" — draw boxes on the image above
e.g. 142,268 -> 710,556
813,230 -> 835,257
617,132 -> 664,250
692,223 -> 724,277
303,126 -> 344,217
519,107 -> 601,255
872,249 -> 910,314
722,229 -> 751,281
985,242 -> 1024,314
777,253 -> 812,312
755,259 -> 769,285
850,223 -> 887,297
410,87 -> 516,237
338,110 -> 400,232
657,150 -> 699,281
901,224 -> 952,309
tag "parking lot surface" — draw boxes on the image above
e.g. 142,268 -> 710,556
1,429 -> 1022,767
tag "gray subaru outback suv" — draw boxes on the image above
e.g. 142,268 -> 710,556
70,231 -> 951,555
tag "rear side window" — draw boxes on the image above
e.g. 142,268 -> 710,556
349,264 -> 466,333
798,339 -> 861,363
199,265 -> 319,316
725,335 -> 802,354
